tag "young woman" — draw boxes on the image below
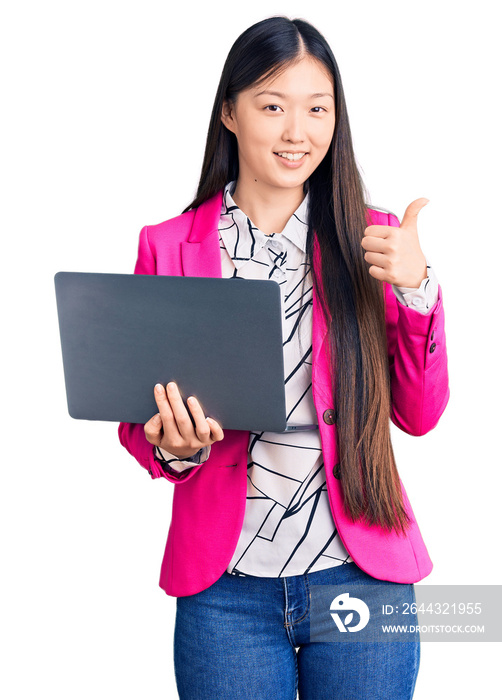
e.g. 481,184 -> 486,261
119,15 -> 449,699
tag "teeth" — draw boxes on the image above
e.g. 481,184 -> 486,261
276,152 -> 306,161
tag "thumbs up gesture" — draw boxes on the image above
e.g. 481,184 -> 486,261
361,198 -> 429,288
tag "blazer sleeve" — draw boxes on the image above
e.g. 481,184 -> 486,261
117,226 -> 209,484
384,213 -> 450,436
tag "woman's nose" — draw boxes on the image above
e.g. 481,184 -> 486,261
282,112 -> 306,144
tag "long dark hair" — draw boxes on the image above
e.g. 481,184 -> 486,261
183,16 -> 411,534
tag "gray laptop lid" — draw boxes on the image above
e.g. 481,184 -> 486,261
54,271 -> 318,432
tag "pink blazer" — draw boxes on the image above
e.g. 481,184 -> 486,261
118,189 -> 450,597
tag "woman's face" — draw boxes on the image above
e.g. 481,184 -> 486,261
221,56 -> 336,194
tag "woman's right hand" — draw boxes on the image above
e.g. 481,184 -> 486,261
144,382 -> 224,460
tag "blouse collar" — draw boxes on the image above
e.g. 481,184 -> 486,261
219,180 -> 309,269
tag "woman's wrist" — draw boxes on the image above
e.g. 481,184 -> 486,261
155,444 -> 210,465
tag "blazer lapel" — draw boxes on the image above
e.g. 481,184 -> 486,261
180,190 -> 223,277
180,237 -> 222,278
312,236 -> 333,404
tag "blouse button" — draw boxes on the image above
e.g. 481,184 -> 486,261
323,409 -> 336,425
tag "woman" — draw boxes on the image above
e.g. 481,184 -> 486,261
119,15 -> 449,699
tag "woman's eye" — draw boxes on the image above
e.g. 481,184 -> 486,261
265,105 -> 282,112
311,106 -> 327,113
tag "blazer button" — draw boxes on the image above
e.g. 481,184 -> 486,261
429,342 -> 437,353
431,330 -> 435,341
323,409 -> 336,425
333,463 -> 341,479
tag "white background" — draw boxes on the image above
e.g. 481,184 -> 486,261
1,1 -> 500,697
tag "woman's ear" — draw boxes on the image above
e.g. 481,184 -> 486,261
221,99 -> 236,134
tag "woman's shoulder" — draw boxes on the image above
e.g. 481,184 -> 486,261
366,204 -> 400,227
143,208 -> 197,242
143,190 -> 224,244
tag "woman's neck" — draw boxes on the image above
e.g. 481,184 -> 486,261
231,177 -> 306,235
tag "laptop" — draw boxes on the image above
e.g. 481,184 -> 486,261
54,272 -> 318,432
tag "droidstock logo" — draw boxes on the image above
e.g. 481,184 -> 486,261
330,593 -> 370,632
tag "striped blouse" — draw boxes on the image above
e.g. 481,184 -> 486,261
156,180 -> 439,578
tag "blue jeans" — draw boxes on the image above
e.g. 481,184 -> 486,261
174,562 -> 420,699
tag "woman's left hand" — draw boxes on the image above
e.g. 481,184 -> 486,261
361,198 -> 429,288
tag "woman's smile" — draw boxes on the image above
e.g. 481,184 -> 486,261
273,151 -> 309,168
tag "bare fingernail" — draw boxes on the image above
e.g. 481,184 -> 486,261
155,384 -> 163,392
168,382 -> 175,390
